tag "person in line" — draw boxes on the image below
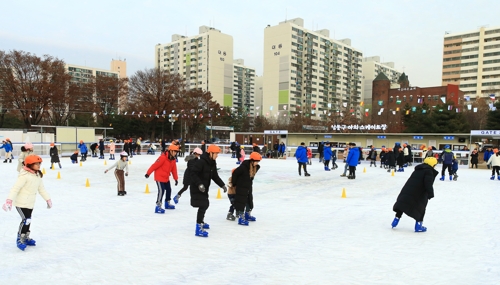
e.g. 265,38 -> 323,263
295,142 -> 310,177
105,151 -> 130,196
487,148 -> 500,180
17,143 -> 34,172
439,145 -> 455,181
470,149 -> 479,169
346,143 -> 360,179
49,142 -> 61,169
173,147 -> 203,204
231,152 -> 261,226
2,155 -> 52,250
1,138 -> 13,163
78,140 -> 88,162
190,144 -> 227,237
391,157 -> 438,232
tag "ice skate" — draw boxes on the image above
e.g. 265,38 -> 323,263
173,194 -> 180,204
304,173 -> 311,177
414,221 -> 427,232
155,205 -> 165,214
340,173 -> 347,177
25,232 -> 36,246
391,217 -> 400,228
202,223 -> 210,229
195,223 -> 209,237
245,211 -> 256,222
440,175 -> 445,181
226,212 -> 236,221
453,174 -> 458,181
16,234 -> 27,251
324,166 -> 330,171
491,176 -> 495,180
165,201 -> 175,209
237,212 -> 249,226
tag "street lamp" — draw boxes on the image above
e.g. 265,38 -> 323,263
168,110 -> 178,139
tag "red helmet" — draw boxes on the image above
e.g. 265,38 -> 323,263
24,155 -> 43,165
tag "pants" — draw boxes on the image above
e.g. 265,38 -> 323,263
441,164 -> 452,176
370,160 -> 376,166
324,159 -> 330,168
196,207 -> 207,224
471,162 -> 477,168
81,152 -> 87,161
343,163 -> 349,175
5,152 -> 12,160
16,207 -> 33,235
227,194 -> 236,214
492,166 -> 500,176
348,166 -> 356,177
100,149 -> 104,157
245,188 -> 254,213
114,169 -> 125,192
177,184 -> 189,196
155,181 -> 172,206
298,162 -> 308,175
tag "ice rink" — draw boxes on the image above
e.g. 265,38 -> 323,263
1,152 -> 499,284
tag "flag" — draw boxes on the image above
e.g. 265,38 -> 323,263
396,107 -> 400,112
467,104 -> 472,110
417,98 -> 422,104
365,112 -> 369,117
422,110 -> 427,114
312,103 -> 316,108
405,110 -> 410,115
360,101 -> 364,106
490,94 -> 496,100
465,96 -> 470,101
283,105 -> 287,110
327,103 -> 331,108
411,107 -> 416,112
447,105 -> 452,111
343,102 -> 347,108
378,100 -> 383,106
441,96 -> 446,103
473,107 -> 477,112
396,99 -> 401,104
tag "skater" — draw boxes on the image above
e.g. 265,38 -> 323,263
173,147 -> 203,204
2,155 -> 52,251
123,140 -> 131,157
145,144 -> 179,213
368,146 -> 377,167
451,158 -> 459,181
340,147 -> 349,177
136,137 -> 142,155
295,142 -> 310,177
98,139 -> 105,159
346,143 -> 360,179
237,145 -> 245,165
487,148 -> 500,180
189,144 -> 227,237
17,143 -> 34,172
90,142 -> 98,157
226,169 -> 237,220
109,140 -> 116,160
470,149 -> 479,168
104,151 -> 129,196
278,142 -> 286,158
484,146 -> 494,169
318,142 -> 324,163
396,148 -> 405,172
391,157 -> 438,232
231,152 -> 261,226
438,145 -> 455,181
386,148 -> 396,173
331,147 -> 338,169
380,147 -> 387,169
147,143 -> 157,155
0,139 -> 13,163
235,143 -> 242,164
252,143 -> 260,153
70,150 -> 79,164
49,142 -> 61,169
323,142 -> 332,171
200,140 -> 206,154
306,146 -> 313,165
230,141 -> 237,158
78,140 -> 88,162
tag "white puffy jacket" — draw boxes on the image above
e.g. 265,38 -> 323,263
7,169 -> 50,209
487,154 -> 500,167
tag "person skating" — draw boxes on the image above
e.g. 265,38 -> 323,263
470,149 -> 479,168
49,142 -> 62,169
386,148 -> 396,173
379,147 -> 387,169
109,140 -> 116,160
90,142 -> 98,157
340,147 -> 349,177
78,140 -> 88,162
2,155 -> 52,250
173,147 -> 203,204
98,139 -> 105,159
70,150 -> 79,164
145,144 -> 179,213
439,145 -> 455,181
331,147 -> 338,170
226,170 -> 237,221
451,158 -> 459,181
396,148 -> 405,172
231,152 -> 261,226
368,146 -> 377,167
105,151 -> 130,196
189,144 -> 227,237
391,157 -> 438,232
323,142 -> 332,171
0,139 -> 13,163
346,143 -> 360,179
295,142 -> 310,177
484,146 -> 494,169
17,143 -> 34,172
487,148 -> 500,180
306,146 -> 313,165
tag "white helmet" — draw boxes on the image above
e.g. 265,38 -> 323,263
193,147 -> 203,155
120,151 -> 128,157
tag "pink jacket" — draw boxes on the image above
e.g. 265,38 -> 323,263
109,142 -> 115,154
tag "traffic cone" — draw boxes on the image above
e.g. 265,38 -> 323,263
341,188 -> 346,198
128,160 -> 131,165
391,170 -> 395,176
216,188 -> 222,199
57,171 -> 61,179
42,168 -> 46,174
363,167 -> 366,173
85,178 -> 90,187
80,161 -> 82,167
104,160 -> 107,165
145,184 -> 150,194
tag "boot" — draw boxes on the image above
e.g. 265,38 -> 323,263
17,234 -> 27,251
440,175 -> 445,181
340,173 -> 347,177
414,221 -> 427,232
245,211 -> 256,222
202,223 -> 210,229
304,172 -> 311,177
324,166 -> 330,171
449,175 -> 452,181
25,232 -> 36,246
453,174 -> 458,181
3,159 -> 7,163
237,211 -> 249,226
173,194 -> 180,204
391,217 -> 400,228
226,212 -> 236,221
155,205 -> 165,214
195,223 -> 209,237
498,175 -> 500,181
9,159 -> 12,163
58,163 -> 62,169
165,201 -> 175,209
118,191 -> 124,196
491,176 -> 495,180
50,163 -> 54,170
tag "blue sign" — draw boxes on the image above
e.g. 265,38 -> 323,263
444,136 -> 455,140
324,135 -> 332,139
413,136 -> 423,140
377,136 -> 386,139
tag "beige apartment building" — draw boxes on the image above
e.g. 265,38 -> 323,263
442,26 -> 500,100
155,26 -> 234,106
233,59 -> 256,116
263,18 -> 363,119
362,56 -> 402,106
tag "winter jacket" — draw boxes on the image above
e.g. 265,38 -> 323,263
484,150 -> 494,162
106,159 -> 129,172
109,143 -> 116,154
323,147 -> 332,161
306,148 -> 312,159
393,163 -> 438,221
70,153 -> 78,162
50,146 -> 60,163
439,149 -> 455,165
182,155 -> 198,185
331,149 -> 337,162
189,153 -> 225,208
386,151 -> 396,167
231,159 -> 260,211
295,146 -> 308,163
470,152 -> 479,164
99,141 -> 105,151
279,143 -> 286,153
79,143 -> 88,154
425,150 -> 434,158
17,151 -> 32,172
146,152 -> 178,183
90,143 -> 98,151
0,142 -> 13,152
123,142 -> 130,154
368,149 -> 377,160
487,154 -> 500,167
201,143 -> 206,154
7,168 -> 51,209
346,147 -> 360,167
397,151 -> 405,166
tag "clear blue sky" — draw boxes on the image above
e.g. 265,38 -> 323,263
1,0 -> 499,87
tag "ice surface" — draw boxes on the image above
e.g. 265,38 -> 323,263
1,154 -> 499,284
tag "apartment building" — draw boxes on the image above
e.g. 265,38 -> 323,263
442,26 -> 500,100
233,59 -> 255,116
263,18 -> 363,119
155,26 -> 234,106
362,56 -> 402,106
254,76 -> 264,116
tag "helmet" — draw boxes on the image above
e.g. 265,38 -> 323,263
424,157 -> 438,167
24,155 -> 42,165
120,151 -> 128,157
24,142 -> 33,149
168,144 -> 180,151
74,150 -> 79,154
240,145 -> 244,149
494,148 -> 499,154
250,152 -> 262,161
445,145 -> 450,149
50,142 -> 55,147
388,148 -> 393,151
193,147 -> 203,155
109,140 -> 113,142
207,144 -> 221,153
79,140 -> 83,143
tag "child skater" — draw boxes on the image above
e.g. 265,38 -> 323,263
391,157 -> 438,232
49,142 -> 62,169
70,150 -> 79,164
487,148 -> 500,180
238,145 -> 245,164
451,158 -> 459,181
231,152 -> 261,225
331,147 -> 338,170
109,140 -> 116,160
173,147 -> 203,204
104,151 -> 129,196
17,143 -> 34,172
226,168 -> 237,221
2,155 -> 52,251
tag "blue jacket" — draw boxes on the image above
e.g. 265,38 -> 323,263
440,149 -> 454,165
99,141 -> 105,150
279,144 -> 286,153
0,142 -> 13,152
346,147 -> 360,166
323,147 -> 332,161
452,160 -> 458,172
79,143 -> 88,153
484,150 -> 493,162
295,146 -> 308,163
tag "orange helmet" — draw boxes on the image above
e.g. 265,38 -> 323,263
50,142 -> 55,147
168,144 -> 180,151
79,140 -> 83,144
207,144 -> 221,153
24,155 -> 42,165
494,148 -> 499,154
388,148 -> 393,151
74,150 -> 79,154
250,152 -> 262,161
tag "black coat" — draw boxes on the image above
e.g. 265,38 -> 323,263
396,151 -> 405,166
190,153 -> 225,208
393,163 -> 438,221
99,141 -> 105,151
182,155 -> 198,185
231,160 -> 260,211
470,152 -> 479,164
386,151 -> 396,167
201,143 -> 206,154
50,146 -> 60,163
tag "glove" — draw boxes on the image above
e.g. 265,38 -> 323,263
104,170 -> 108,173
198,184 -> 205,193
125,173 -> 128,177
145,174 -> 149,178
46,199 -> 52,209
2,199 -> 12,211
175,180 -> 178,186
222,185 -> 228,193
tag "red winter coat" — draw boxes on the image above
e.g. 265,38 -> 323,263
307,148 -> 312,158
146,153 -> 178,182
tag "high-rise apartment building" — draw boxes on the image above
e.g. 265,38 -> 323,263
155,26 -> 234,106
263,18 -> 363,119
110,59 -> 127,79
442,26 -> 500,100
362,56 -> 402,106
254,76 -> 264,116
233,59 -> 255,116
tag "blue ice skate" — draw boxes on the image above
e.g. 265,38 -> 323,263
491,176 -> 495,180
16,234 -> 27,251
173,194 -> 180,204
165,201 -> 175,209
414,221 -> 427,232
245,211 -> 256,222
202,223 -> 210,229
391,217 -> 400,228
24,232 -> 36,246
195,223 -> 208,237
449,175 -> 452,181
237,212 -> 249,226
439,175 -> 445,181
155,205 -> 165,214
324,166 -> 330,171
